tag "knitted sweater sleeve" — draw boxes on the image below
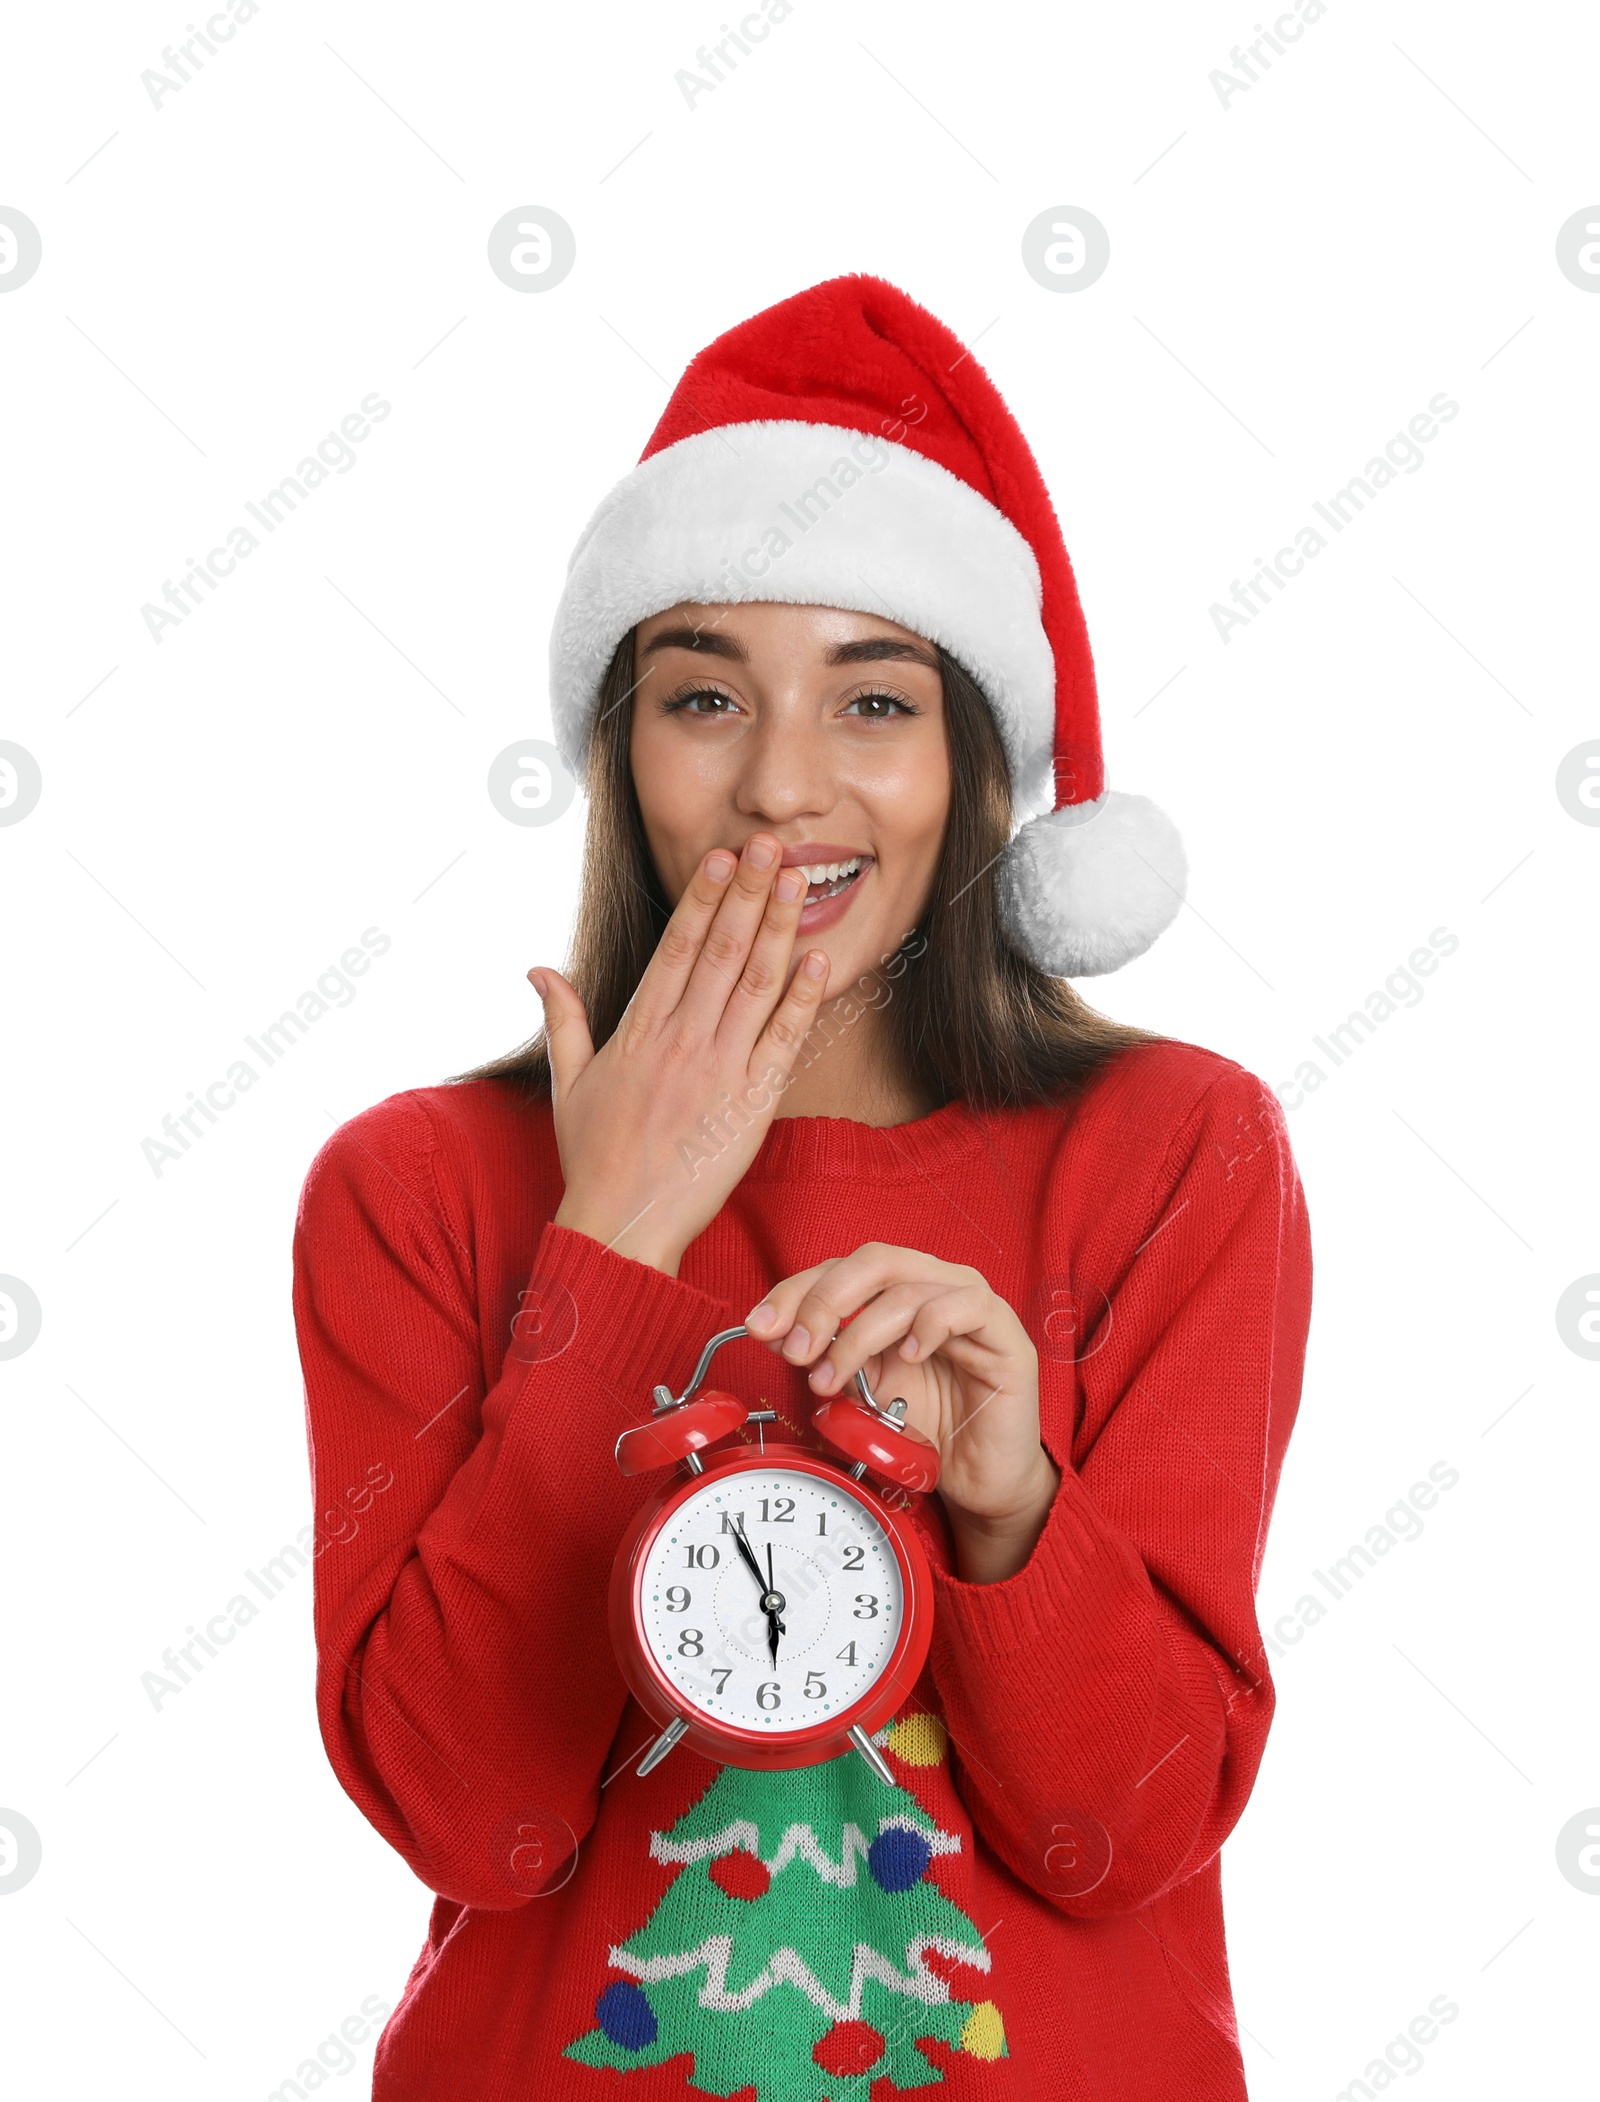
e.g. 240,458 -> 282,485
290,1094 -> 735,1911
923,1064 -> 1312,1919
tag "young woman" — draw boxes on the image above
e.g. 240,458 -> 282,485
293,277 -> 1312,2102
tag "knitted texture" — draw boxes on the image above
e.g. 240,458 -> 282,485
563,1747 -> 1005,2095
291,1037 -> 1312,2099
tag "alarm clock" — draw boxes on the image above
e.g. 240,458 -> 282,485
610,1323 -> 941,1786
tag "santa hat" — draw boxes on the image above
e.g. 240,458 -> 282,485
547,274 -> 1186,976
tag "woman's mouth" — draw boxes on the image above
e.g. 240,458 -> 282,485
790,853 -> 873,932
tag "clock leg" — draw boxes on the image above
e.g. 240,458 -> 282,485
848,1723 -> 895,1786
635,1714 -> 689,1777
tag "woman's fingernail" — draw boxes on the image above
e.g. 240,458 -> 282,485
803,952 -> 828,980
529,971 -> 548,1001
747,836 -> 778,868
783,1325 -> 810,1358
775,868 -> 806,902
746,1303 -> 776,1330
899,1336 -> 918,1358
708,851 -> 736,883
810,1363 -> 836,1390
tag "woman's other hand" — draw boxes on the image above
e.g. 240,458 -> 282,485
745,1245 -> 1059,1583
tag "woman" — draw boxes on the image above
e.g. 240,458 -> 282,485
293,276 -> 1312,2101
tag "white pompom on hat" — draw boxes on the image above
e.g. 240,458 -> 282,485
547,274 -> 1186,976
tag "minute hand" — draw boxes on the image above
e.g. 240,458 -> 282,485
729,1525 -> 786,1660
729,1525 -> 769,1599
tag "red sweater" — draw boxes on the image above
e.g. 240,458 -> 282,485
291,1037 -> 1311,2102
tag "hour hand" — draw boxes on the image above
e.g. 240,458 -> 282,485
763,1542 -> 785,1662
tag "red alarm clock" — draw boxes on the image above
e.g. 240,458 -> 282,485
610,1323 -> 941,1786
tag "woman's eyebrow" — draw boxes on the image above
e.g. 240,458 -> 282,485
639,629 -> 938,670
827,638 -> 941,670
640,626 -> 747,660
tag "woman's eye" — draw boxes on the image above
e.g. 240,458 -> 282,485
843,691 -> 916,720
666,688 -> 737,716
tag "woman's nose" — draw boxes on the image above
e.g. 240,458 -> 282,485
732,721 -> 833,820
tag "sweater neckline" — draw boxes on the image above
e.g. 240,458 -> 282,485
739,1092 -> 992,1184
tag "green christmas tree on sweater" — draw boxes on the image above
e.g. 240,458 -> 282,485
565,1715 -> 1007,2099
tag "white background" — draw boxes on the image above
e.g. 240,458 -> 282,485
2,1 -> 1596,2095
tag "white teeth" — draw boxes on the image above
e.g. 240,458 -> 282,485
799,855 -> 862,886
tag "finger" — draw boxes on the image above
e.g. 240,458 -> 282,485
804,1283 -> 932,1394
676,832 -> 787,1031
717,862 -> 810,1052
782,1245 -> 959,1366
529,968 -> 593,1104
890,1286 -> 995,1367
750,946 -> 831,1090
744,1264 -> 834,1345
622,845 -> 740,1031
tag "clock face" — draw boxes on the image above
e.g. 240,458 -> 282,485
637,1465 -> 905,1736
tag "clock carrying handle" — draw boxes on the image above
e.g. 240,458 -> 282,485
657,1322 -> 914,1422
653,1324 -> 753,1411
614,1325 -> 760,1479
625,1321 -> 940,1493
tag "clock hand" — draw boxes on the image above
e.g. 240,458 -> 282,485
763,1542 -> 785,1664
765,1544 -> 787,1628
729,1525 -> 768,1599
729,1522 -> 786,1664
731,1525 -> 786,1648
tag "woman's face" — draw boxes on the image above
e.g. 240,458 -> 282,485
629,601 -> 950,996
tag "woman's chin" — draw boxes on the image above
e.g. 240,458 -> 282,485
790,922 -> 900,1004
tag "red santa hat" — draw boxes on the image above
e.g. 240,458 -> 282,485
547,273 -> 1186,976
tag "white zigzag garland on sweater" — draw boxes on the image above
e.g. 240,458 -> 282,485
608,1932 -> 989,2019
649,1814 -> 961,1886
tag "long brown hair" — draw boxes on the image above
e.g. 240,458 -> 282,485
448,631 -> 1162,1109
